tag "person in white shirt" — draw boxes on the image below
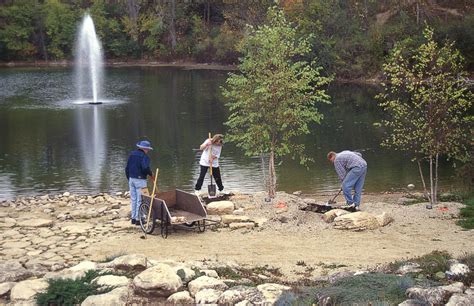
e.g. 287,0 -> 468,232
195,134 -> 224,193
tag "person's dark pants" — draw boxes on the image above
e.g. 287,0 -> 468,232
195,165 -> 224,191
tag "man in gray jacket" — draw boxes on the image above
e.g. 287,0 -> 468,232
327,150 -> 367,210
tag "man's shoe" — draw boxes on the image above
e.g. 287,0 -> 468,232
131,219 -> 136,225
342,203 -> 355,210
355,206 -> 361,211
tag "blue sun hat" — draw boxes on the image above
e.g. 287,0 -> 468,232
136,140 -> 153,150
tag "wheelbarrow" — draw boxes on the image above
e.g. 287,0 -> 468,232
139,189 -> 210,238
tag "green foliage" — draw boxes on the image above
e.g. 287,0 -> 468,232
36,270 -> 114,306
378,26 -> 472,160
0,0 -> 37,59
222,6 -> 331,197
376,26 -> 473,204
387,250 -> 452,279
0,0 -> 473,80
297,273 -> 413,305
456,193 -> 474,229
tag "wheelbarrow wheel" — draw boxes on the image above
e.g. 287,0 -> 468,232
139,202 -> 155,234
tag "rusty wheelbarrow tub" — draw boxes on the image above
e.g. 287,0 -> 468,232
139,189 -> 214,238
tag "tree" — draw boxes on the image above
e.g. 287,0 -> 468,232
222,6 -> 332,199
376,26 -> 473,207
42,0 -> 78,59
0,0 -> 37,59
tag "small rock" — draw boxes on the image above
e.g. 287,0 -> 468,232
396,262 -> 422,275
322,209 -> 350,223
407,184 -> 415,189
229,222 -> 255,230
435,271 -> 446,279
448,262 -> 470,276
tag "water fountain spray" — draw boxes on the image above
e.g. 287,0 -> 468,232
75,14 -> 104,104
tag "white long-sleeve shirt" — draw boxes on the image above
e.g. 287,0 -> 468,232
199,139 -> 222,167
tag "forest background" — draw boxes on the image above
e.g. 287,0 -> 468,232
0,0 -> 473,80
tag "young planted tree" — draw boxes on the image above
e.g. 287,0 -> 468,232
222,6 -> 331,199
377,27 -> 473,207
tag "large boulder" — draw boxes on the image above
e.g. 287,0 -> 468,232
406,287 -> 451,304
45,261 -> 97,281
206,201 -> 235,215
93,275 -> 130,288
81,287 -> 129,306
446,293 -> 474,306
133,263 -> 183,297
257,283 -> 295,305
187,276 -> 228,297
195,288 -> 223,304
0,261 -> 32,282
166,291 -> 194,304
334,212 -> 381,231
108,254 -> 148,271
0,282 -> 16,297
218,288 -> 247,304
10,279 -> 48,302
156,261 -> 197,284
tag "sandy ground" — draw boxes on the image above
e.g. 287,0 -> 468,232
84,192 -> 473,280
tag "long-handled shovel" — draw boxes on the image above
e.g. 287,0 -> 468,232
142,168 -> 159,239
326,188 -> 342,205
207,132 -> 217,198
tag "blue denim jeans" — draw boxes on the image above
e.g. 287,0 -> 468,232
129,177 -> 147,220
342,165 -> 367,206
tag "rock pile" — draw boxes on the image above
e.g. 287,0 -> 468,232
0,254 -> 296,305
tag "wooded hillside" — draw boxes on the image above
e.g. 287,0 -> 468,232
0,0 -> 472,79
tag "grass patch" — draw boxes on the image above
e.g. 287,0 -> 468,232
296,273 -> 413,305
455,192 -> 474,230
36,270 -> 115,306
387,250 -> 452,279
215,265 -> 282,286
215,267 -> 242,280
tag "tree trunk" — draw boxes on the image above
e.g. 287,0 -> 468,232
168,0 -> 177,51
417,159 -> 431,202
434,153 -> 439,204
268,148 -> 276,199
428,155 -> 434,208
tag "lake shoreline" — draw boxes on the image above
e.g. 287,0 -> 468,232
0,60 -> 384,84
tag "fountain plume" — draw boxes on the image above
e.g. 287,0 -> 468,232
75,14 -> 104,104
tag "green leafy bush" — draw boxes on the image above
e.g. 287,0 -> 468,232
36,270 -> 114,306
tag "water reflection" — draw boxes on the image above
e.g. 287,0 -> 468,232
75,106 -> 106,188
0,67 -> 461,200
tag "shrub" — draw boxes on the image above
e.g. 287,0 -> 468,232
36,270 -> 114,306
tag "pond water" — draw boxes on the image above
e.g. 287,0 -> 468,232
0,67 -> 458,200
